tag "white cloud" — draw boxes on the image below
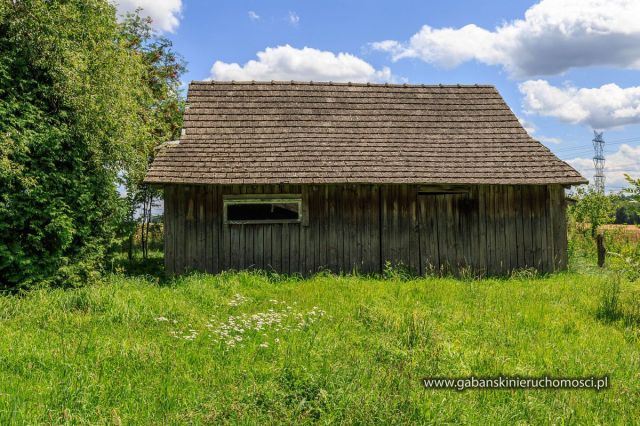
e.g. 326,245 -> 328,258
371,0 -> 640,77
566,144 -> 640,189
517,116 -> 562,145
248,11 -> 260,21
520,80 -> 640,129
209,45 -> 393,83
113,0 -> 183,32
517,117 -> 537,136
538,136 -> 562,145
288,11 -> 300,27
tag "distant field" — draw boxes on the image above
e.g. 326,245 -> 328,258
600,224 -> 640,242
1,272 -> 639,424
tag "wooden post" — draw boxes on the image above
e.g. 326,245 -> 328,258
596,233 -> 605,268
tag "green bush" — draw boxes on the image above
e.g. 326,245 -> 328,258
0,0 -> 148,289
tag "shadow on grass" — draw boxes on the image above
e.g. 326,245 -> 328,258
109,250 -> 170,283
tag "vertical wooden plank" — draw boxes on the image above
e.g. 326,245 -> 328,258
408,186 -> 421,275
196,186 -> 206,272
550,185 -> 563,271
446,194 -> 456,275
557,185 -> 566,271
359,186 -> 369,273
182,186 -> 191,272
340,185 -> 350,273
213,185 -> 221,273
203,186 -> 212,273
327,185 -> 338,272
318,186 -> 327,272
469,191 -> 476,273
263,225 -> 272,271
175,186 -> 186,274
477,186 -> 487,277
433,195 -> 444,274
246,225 -> 255,270
351,185 -> 361,273
545,185 -> 555,272
532,186 -> 544,272
379,185 -> 388,269
539,186 -> 550,273
398,185 -> 408,270
558,187 -> 568,270
290,222 -> 299,275
272,224 -> 282,273
381,185 -> 391,267
306,185 -> 317,275
316,184 -> 325,274
454,194 -> 465,274
192,186 -> 200,272
523,186 -> 534,268
487,185 -> 499,275
337,186 -> 346,273
504,186 -> 513,274
495,186 -> 505,275
489,186 -> 495,274
391,185 -> 401,267
529,186 -> 538,271
392,185 -> 402,269
298,186 -> 307,275
464,192 -> 473,271
537,185 -> 545,273
343,185 -> 352,273
228,186 -> 240,271
514,186 -> 524,270
371,185 -> 381,274
418,195 -> 439,274
507,186 -> 515,274
281,222 -> 290,274
173,185 -> 181,274
417,195 -> 426,275
163,186 -> 175,274
254,224 -> 264,271
503,185 -> 511,274
221,186 -> 229,271
472,187 -> 482,275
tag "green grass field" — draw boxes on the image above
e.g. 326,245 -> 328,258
1,268 -> 639,424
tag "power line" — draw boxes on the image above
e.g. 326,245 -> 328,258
554,138 -> 640,155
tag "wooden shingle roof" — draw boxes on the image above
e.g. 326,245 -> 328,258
144,81 -> 587,185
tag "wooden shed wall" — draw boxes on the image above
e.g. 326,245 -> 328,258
163,184 -> 567,277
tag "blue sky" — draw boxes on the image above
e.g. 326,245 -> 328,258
116,0 -> 640,191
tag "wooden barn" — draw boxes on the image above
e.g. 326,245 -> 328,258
144,81 -> 587,277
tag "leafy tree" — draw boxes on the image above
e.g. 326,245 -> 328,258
119,12 -> 186,259
0,0 -> 148,289
569,186 -> 616,238
613,197 -> 640,225
624,174 -> 640,201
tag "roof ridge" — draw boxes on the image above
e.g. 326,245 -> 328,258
191,80 -> 495,89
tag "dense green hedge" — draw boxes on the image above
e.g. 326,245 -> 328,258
0,0 -> 148,289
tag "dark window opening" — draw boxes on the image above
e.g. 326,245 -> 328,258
224,198 -> 301,224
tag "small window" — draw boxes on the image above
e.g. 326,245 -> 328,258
223,195 -> 302,224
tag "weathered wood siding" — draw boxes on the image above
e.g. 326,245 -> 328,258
164,184 -> 567,276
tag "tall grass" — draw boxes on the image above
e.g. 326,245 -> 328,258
0,272 -> 639,424
569,223 -> 640,280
